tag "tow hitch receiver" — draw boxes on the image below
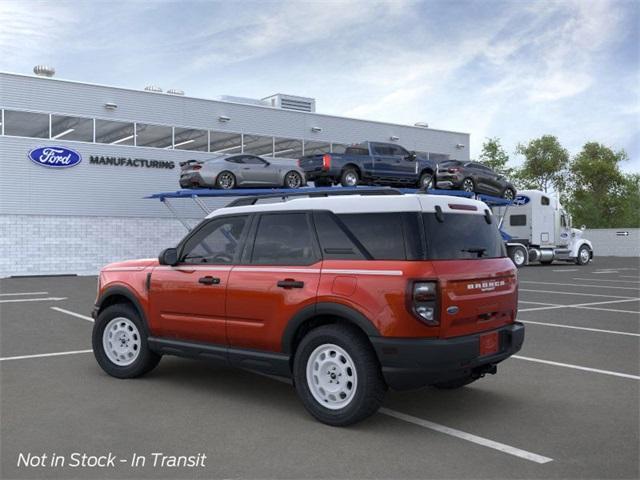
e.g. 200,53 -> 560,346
472,364 -> 498,379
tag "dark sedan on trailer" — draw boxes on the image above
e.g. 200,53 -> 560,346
436,160 -> 516,199
179,154 -> 307,189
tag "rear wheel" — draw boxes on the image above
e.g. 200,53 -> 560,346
433,376 -> 478,389
340,168 -> 360,187
293,324 -> 386,426
461,177 -> 475,193
284,171 -> 303,189
418,172 -> 434,190
216,171 -> 236,189
92,304 -> 160,379
576,245 -> 591,265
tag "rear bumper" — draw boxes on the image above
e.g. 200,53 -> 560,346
370,323 -> 525,390
179,172 -> 208,188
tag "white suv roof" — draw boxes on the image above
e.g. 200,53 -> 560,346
206,194 -> 490,218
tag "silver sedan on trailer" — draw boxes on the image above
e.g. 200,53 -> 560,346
179,154 -> 307,189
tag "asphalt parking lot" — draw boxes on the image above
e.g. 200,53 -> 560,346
1,257 -> 638,479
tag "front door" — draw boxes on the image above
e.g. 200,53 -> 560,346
226,212 -> 321,352
148,215 -> 250,344
238,155 -> 276,186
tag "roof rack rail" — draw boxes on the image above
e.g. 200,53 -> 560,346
225,187 -> 402,207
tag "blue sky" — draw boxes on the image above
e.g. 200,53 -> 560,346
1,0 -> 638,171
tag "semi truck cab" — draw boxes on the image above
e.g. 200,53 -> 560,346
495,190 -> 594,267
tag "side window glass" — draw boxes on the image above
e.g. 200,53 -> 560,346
243,156 -> 266,165
337,213 -> 406,260
541,196 -> 550,206
181,216 -> 247,264
313,211 -> 365,260
252,213 -> 317,265
226,156 -> 243,164
510,215 -> 527,226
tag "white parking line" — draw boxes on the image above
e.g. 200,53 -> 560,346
519,289 -> 636,299
574,306 -> 640,315
593,271 -> 620,274
520,320 -> 640,337
0,291 -> 49,296
379,408 -> 553,464
251,371 -> 554,464
552,269 -> 579,272
621,275 -> 640,279
573,278 -> 640,284
513,356 -> 640,380
519,300 -> 561,306
51,307 -> 94,322
0,297 -> 68,304
521,281 -> 639,291
0,349 -> 93,362
519,297 -> 640,313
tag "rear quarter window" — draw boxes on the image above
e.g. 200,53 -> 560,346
337,213 -> 407,260
423,212 -> 505,260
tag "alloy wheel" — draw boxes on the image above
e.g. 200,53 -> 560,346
286,172 -> 302,188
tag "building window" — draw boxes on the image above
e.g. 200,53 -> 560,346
210,131 -> 243,154
331,143 -> 347,154
51,114 -> 93,142
95,119 -> 135,145
135,123 -> 173,148
303,141 -> 331,156
243,134 -> 274,156
3,110 -> 49,138
273,137 -> 303,159
173,127 -> 208,151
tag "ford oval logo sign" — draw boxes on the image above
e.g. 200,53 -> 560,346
513,195 -> 530,206
28,146 -> 82,168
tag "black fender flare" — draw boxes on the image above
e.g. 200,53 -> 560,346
95,285 -> 148,327
281,302 -> 380,354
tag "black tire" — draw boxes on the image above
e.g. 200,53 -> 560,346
507,245 -> 528,268
313,178 -> 333,187
576,245 -> 591,265
340,168 -> 360,187
284,171 -> 303,189
418,172 -> 434,190
461,177 -> 475,193
433,376 -> 478,389
92,304 -> 161,379
216,171 -> 236,189
293,324 -> 387,427
503,188 -> 516,201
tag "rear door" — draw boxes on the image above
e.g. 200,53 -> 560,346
226,212 -> 321,352
148,215 -> 250,344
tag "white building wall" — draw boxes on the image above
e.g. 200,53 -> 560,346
584,228 -> 640,257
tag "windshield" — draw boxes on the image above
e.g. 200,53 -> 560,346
423,213 -> 505,260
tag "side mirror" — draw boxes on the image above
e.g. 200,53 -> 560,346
407,151 -> 417,161
581,225 -> 586,231
159,247 -> 178,266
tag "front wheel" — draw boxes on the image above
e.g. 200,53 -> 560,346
92,304 -> 160,379
293,325 -> 386,426
340,168 -> 360,187
503,188 -> 516,201
576,245 -> 591,265
284,170 -> 303,189
508,245 -> 528,268
216,171 -> 236,189
418,172 -> 434,190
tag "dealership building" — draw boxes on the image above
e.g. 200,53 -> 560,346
0,69 -> 470,277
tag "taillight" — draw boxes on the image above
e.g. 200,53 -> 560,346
322,154 -> 332,171
411,281 -> 439,326
448,167 -> 460,173
192,165 -> 202,170
297,159 -> 301,167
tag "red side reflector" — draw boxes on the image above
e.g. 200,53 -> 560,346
448,203 -> 477,211
479,331 -> 499,356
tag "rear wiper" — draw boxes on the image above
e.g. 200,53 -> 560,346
461,247 -> 487,257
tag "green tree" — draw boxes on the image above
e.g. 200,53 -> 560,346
515,135 -> 569,192
479,137 -> 511,175
565,142 -> 638,228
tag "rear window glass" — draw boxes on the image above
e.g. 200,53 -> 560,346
337,213 -> 406,260
423,213 -> 505,260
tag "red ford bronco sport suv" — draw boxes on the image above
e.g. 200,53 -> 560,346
92,191 -> 524,426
